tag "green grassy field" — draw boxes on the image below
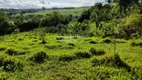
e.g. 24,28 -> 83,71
24,7 -> 88,16
0,28 -> 142,80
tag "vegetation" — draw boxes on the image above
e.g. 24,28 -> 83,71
0,0 -> 142,79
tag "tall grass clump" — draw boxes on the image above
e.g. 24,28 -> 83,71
0,55 -> 23,71
74,51 -> 92,59
5,49 -> 26,55
90,48 -> 106,56
59,55 -> 76,62
29,51 -> 49,63
92,54 -> 131,71
0,47 -> 6,51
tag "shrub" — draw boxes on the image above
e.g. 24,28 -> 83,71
30,51 -> 48,63
56,37 -> 64,40
0,47 -> 6,51
0,56 -> 23,71
5,49 -> 26,55
59,55 -> 76,62
40,39 -> 47,44
68,43 -> 75,46
92,54 -> 131,71
5,49 -> 18,55
18,22 -> 39,32
46,45 -> 62,49
90,48 -> 106,56
75,51 -> 92,59
103,39 -> 112,44
89,40 -> 97,44
131,42 -> 142,47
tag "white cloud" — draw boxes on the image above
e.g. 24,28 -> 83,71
0,0 -> 4,2
0,0 -> 105,9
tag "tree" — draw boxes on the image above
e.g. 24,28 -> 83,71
0,12 -> 13,35
113,0 -> 140,15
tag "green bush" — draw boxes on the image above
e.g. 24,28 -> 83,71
5,49 -> 26,55
0,47 -> 6,51
131,42 -> 142,47
0,12 -> 13,35
30,51 -> 48,63
103,39 -> 112,44
46,45 -> 62,49
5,49 -> 18,55
0,56 -> 23,71
89,40 -> 97,44
68,43 -> 75,46
75,51 -> 92,59
90,48 -> 106,56
59,55 -> 76,62
92,54 -> 131,71
56,36 -> 64,40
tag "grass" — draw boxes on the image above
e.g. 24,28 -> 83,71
24,7 -> 88,16
0,28 -> 142,79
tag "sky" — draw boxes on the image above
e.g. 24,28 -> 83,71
0,0 -> 105,9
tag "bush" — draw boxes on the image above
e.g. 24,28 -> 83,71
5,49 -> 26,55
46,45 -> 62,49
0,56 -> 23,71
0,12 -> 13,35
0,47 -> 6,51
103,39 -> 112,44
18,22 -> 39,32
89,40 -> 97,44
75,51 -> 92,59
30,51 -> 48,63
92,54 -> 131,71
5,49 -> 18,55
56,36 -> 64,40
59,55 -> 76,62
40,39 -> 47,44
68,43 -> 75,46
90,48 -> 106,56
131,42 -> 142,47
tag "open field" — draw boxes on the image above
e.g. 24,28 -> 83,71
23,7 -> 88,16
0,28 -> 142,80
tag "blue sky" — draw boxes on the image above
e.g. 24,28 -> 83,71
0,0 -> 105,9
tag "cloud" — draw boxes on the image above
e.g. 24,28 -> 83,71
0,0 -> 105,9
0,0 -> 4,2
39,0 -> 46,4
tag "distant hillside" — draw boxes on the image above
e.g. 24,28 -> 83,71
24,7 -> 89,16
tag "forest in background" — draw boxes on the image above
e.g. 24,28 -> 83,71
0,0 -> 142,39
